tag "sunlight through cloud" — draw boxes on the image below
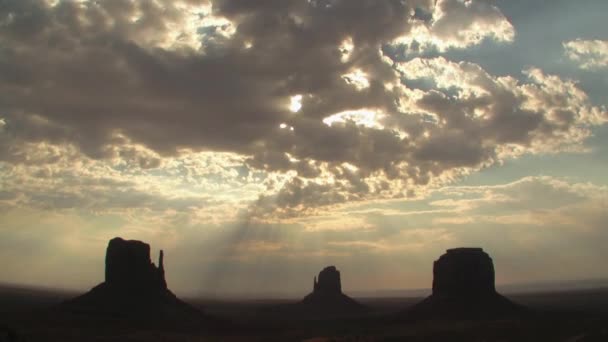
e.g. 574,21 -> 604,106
289,95 -> 303,113
339,37 -> 354,62
322,109 -> 385,129
342,69 -> 370,90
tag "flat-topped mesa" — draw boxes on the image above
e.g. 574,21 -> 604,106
432,248 -> 495,298
405,247 -> 525,319
313,266 -> 342,296
104,237 -> 167,291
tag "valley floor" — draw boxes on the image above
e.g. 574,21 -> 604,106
1,286 -> 608,341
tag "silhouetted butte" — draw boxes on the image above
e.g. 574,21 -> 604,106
61,237 -> 201,319
407,248 -> 526,319
298,266 -> 368,316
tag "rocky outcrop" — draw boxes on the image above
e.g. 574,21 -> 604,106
313,266 -> 342,296
61,238 -> 200,319
433,248 -> 495,298
407,248 -> 525,319
299,266 -> 367,316
104,237 -> 167,292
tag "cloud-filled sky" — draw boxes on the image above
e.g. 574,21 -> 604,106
1,0 -> 607,297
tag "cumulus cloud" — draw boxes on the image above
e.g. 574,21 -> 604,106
254,58 -> 605,217
0,0 -> 605,218
392,0 -> 515,53
564,39 -> 608,70
0,140 -> 265,225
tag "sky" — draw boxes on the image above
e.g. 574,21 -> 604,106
1,0 -> 607,298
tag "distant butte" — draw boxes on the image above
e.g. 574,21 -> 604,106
298,266 -> 368,316
61,237 -> 202,319
407,248 -> 526,319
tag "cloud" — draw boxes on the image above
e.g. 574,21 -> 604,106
2,174 -> 607,294
430,176 -> 604,215
2,0 -> 608,297
0,140 -> 263,226
0,0 -> 606,218
427,176 -> 608,279
564,39 -> 608,70
198,176 -> 608,291
392,0 -> 515,53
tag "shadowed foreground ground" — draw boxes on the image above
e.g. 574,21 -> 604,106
1,284 -> 608,341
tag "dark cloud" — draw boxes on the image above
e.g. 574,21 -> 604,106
0,0 -> 605,215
